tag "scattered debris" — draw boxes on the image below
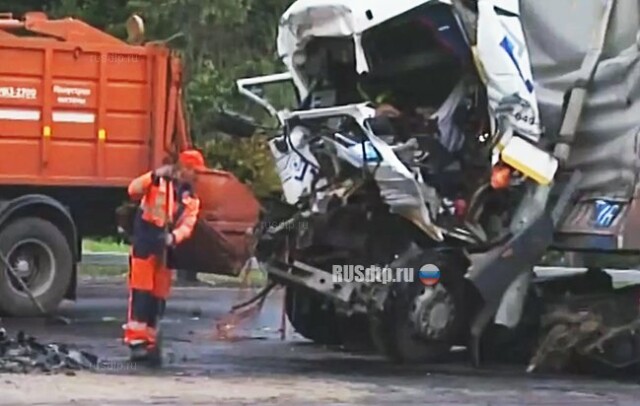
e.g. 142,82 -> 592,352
527,288 -> 640,374
0,328 -> 98,374
214,302 -> 265,341
190,307 -> 202,318
214,260 -> 274,341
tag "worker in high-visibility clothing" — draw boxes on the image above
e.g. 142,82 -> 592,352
123,149 -> 205,361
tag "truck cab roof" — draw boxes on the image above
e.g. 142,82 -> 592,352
278,0 -> 438,76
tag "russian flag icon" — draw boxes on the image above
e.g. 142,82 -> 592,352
418,264 -> 441,286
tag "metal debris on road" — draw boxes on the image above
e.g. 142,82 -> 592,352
527,288 -> 640,374
0,328 -> 98,374
215,304 -> 265,341
214,260 -> 274,341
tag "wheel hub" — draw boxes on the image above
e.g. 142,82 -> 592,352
14,258 -> 31,277
411,285 -> 457,341
6,239 -> 56,296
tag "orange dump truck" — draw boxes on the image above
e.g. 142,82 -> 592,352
0,12 -> 259,316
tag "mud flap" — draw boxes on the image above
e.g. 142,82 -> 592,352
467,171 -> 581,366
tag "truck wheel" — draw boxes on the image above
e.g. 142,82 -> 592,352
285,287 -> 343,346
369,283 -> 453,363
369,249 -> 468,364
0,217 -> 73,316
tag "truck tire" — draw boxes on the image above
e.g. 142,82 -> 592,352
369,249 -> 468,364
0,217 -> 73,316
285,287 -> 343,346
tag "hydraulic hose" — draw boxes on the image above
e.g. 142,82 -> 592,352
230,281 -> 277,312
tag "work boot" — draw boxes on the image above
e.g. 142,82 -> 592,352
128,340 -> 162,367
128,340 -> 151,361
127,324 -> 162,367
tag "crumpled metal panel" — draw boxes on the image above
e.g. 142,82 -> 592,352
374,167 -> 440,229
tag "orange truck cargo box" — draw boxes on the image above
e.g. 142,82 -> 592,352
0,12 -> 259,276
0,12 -> 180,185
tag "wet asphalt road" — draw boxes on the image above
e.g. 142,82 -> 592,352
1,281 -> 640,405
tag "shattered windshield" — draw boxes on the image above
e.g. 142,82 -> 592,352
294,3 -> 471,112
359,2 -> 470,110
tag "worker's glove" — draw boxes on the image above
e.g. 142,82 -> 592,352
164,232 -> 176,247
154,165 -> 174,179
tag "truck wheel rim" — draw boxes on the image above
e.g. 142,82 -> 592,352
5,239 -> 56,298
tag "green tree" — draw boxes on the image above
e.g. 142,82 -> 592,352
124,0 -> 290,194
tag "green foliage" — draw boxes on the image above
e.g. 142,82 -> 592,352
1,0 -> 292,197
83,238 -> 129,253
124,0 -> 290,117
49,0 -> 129,33
126,0 -> 290,195
202,135 -> 281,197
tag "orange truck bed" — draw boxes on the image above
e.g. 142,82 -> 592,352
0,12 -> 259,275
0,12 -> 185,185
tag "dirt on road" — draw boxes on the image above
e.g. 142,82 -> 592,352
0,373 -> 371,405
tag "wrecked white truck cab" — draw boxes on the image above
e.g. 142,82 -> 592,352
276,0 -> 558,183
277,0 -> 543,138
228,0 -> 640,371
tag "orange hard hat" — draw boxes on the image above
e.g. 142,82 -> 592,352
179,149 -> 206,171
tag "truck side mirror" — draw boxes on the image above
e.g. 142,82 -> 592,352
212,110 -> 257,138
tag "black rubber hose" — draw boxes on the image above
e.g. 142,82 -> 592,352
230,281 -> 277,312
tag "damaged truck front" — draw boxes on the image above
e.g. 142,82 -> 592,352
225,0 -> 640,372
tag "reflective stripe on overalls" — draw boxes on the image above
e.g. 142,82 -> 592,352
140,177 -> 176,228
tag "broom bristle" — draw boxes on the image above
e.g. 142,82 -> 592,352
214,258 -> 265,341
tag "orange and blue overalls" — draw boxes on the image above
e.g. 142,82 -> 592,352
123,171 -> 200,347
